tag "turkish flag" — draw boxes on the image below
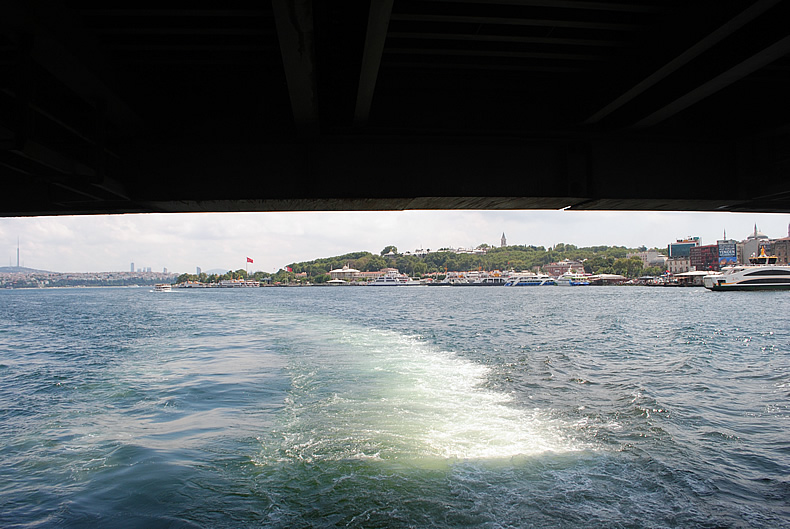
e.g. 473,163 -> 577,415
246,257 -> 253,263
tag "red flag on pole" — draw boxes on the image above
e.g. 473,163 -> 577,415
246,257 -> 253,263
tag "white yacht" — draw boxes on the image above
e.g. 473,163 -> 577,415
555,270 -> 590,286
703,249 -> 790,291
504,273 -> 556,286
368,271 -> 419,286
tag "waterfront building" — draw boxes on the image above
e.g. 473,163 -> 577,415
666,256 -> 691,274
627,250 -> 667,268
689,244 -> 719,271
668,237 -> 700,258
544,259 -> 585,277
772,224 -> 790,264
741,224 -> 770,264
329,264 -> 360,281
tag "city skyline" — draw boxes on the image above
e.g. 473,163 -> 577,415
2,210 -> 789,274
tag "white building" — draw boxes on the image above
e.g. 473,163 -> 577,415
329,264 -> 360,281
666,256 -> 690,274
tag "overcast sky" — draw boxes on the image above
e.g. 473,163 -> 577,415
1,210 -> 789,273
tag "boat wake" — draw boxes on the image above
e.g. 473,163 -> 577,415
268,323 -> 579,466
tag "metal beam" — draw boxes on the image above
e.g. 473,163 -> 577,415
384,48 -> 609,62
2,5 -> 143,133
272,0 -> 319,137
418,0 -> 664,14
387,32 -> 626,48
632,35 -> 790,129
354,0 -> 393,126
585,0 -> 782,125
389,14 -> 639,32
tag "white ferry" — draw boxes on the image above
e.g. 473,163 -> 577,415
703,249 -> 790,291
368,270 -> 419,286
442,271 -> 508,286
153,283 -> 172,292
218,279 -> 260,288
504,273 -> 556,286
555,270 -> 591,286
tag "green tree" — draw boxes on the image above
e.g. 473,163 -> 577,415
381,245 -> 398,255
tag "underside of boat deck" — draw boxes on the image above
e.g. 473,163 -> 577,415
2,1 -> 790,216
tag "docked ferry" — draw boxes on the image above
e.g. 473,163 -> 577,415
504,273 -> 556,286
703,249 -> 790,291
555,270 -> 591,286
368,270 -> 419,286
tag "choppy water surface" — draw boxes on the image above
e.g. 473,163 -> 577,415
0,286 -> 788,528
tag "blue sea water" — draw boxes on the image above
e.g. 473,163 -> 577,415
0,286 -> 788,528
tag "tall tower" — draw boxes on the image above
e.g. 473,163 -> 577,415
130,262 -> 134,273
501,232 -> 507,248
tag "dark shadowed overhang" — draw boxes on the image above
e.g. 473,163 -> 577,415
1,0 -> 789,216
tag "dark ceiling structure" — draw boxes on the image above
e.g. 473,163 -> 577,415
2,0 -> 789,216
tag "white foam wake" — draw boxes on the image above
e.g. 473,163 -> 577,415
278,325 -> 577,464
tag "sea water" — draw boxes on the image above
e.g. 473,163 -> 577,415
0,286 -> 788,528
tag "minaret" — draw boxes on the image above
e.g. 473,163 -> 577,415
501,232 -> 507,247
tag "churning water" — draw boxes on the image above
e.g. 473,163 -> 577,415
1,286 -> 788,527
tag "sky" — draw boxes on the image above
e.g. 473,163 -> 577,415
1,210 -> 789,274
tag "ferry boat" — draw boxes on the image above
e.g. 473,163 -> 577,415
504,273 -> 556,286
368,271 -> 419,286
703,248 -> 790,291
468,276 -> 507,286
555,270 -> 590,286
153,283 -> 172,292
443,271 -> 507,286
218,279 -> 260,288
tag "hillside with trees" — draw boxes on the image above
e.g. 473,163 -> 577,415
261,244 -> 663,284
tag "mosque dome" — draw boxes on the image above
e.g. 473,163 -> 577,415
747,224 -> 768,240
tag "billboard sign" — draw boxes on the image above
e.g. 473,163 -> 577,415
718,243 -> 737,266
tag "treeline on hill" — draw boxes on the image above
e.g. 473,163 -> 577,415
269,244 -> 663,283
176,269 -> 270,285
175,244 -> 663,285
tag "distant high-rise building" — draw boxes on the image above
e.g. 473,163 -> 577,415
196,266 -> 202,275
163,267 -> 168,274
130,262 -> 134,273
